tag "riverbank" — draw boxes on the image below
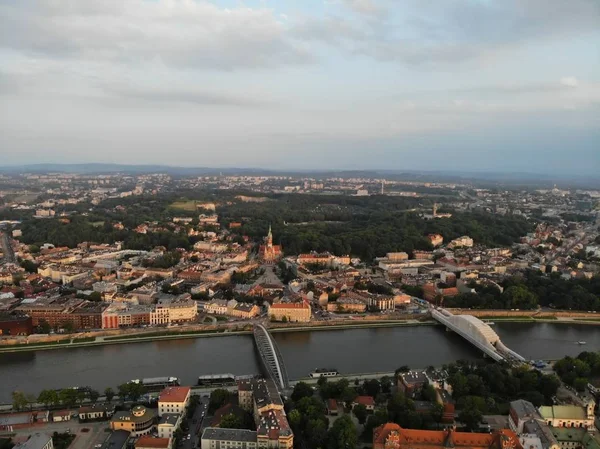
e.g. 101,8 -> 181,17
0,319 -> 435,353
1,314 -> 599,354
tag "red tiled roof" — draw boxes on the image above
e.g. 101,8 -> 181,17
159,386 -> 190,404
135,437 -> 170,448
373,423 -> 522,449
354,396 -> 375,407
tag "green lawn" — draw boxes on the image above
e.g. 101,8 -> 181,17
169,200 -> 197,212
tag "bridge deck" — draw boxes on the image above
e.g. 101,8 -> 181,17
431,307 -> 525,363
253,324 -> 289,391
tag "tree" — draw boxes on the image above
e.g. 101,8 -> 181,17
327,415 -> 357,449
59,389 -> 79,408
363,379 -> 381,398
458,397 -> 483,431
62,321 -> 75,333
76,390 -> 87,406
88,291 -> 102,302
209,389 -> 231,413
219,413 -> 243,429
20,259 -> 38,273
574,377 -> 588,392
12,391 -> 28,411
291,382 -> 314,402
353,403 -> 368,425
38,389 -> 59,408
380,376 -> 392,394
88,389 -> 100,404
104,387 -> 115,403
306,418 -> 328,448
38,319 -> 51,334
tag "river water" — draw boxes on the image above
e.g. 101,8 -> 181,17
0,322 -> 598,402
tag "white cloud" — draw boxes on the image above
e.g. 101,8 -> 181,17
0,0 -> 311,70
560,77 -> 579,88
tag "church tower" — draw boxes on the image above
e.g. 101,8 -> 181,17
267,224 -> 273,248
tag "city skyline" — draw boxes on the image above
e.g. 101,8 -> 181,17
1,0 -> 599,175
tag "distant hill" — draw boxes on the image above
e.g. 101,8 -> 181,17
0,163 -> 598,189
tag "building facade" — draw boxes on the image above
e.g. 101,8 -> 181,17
158,387 -> 191,417
268,301 -> 311,323
373,424 -> 523,449
110,406 -> 156,437
258,226 -> 282,263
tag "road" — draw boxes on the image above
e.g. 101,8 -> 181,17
0,232 -> 15,263
180,396 -> 208,449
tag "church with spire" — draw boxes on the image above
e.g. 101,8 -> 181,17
258,224 -> 282,263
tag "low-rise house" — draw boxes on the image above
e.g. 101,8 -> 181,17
327,399 -> 338,415
79,404 -> 115,422
352,396 -> 375,411
51,410 -> 72,422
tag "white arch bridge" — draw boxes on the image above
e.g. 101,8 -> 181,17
431,308 -> 526,363
253,324 -> 290,391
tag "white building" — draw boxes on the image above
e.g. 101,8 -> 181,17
158,413 -> 183,439
158,387 -> 191,417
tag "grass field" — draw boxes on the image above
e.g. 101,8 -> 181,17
169,200 -> 197,211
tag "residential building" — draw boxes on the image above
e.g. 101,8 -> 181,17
236,378 -> 294,449
0,313 -> 33,336
158,414 -> 182,439
205,299 -> 229,315
428,234 -> 444,247
110,405 -> 156,437
230,303 -> 260,319
268,300 -> 311,323
373,424 -> 523,449
135,436 -> 172,449
367,295 -> 395,312
13,433 -> 53,449
509,400 -> 543,433
51,411 -> 71,423
326,297 -> 366,313
397,371 -> 429,398
79,404 -> 116,422
297,252 -> 334,266
99,430 -> 129,449
448,236 -> 474,249
352,396 -> 375,411
201,428 -> 258,449
158,387 -> 191,417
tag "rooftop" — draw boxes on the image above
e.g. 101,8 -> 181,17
202,427 -> 258,443
135,436 -> 171,448
13,433 -> 52,449
539,405 -> 586,421
510,400 -> 540,419
159,386 -> 190,404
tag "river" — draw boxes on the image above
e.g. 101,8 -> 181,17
0,322 -> 598,402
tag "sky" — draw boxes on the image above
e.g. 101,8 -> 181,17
0,0 -> 599,175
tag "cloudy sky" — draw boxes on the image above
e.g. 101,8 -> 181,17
1,0 -> 599,175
